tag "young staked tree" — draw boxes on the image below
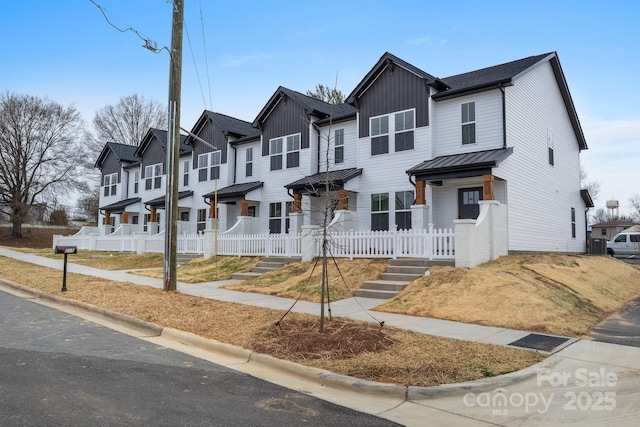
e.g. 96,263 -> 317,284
0,92 -> 85,238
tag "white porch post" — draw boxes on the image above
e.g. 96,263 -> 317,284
301,225 -> 319,261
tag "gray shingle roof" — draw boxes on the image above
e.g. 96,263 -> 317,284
94,142 -> 140,168
144,191 -> 193,208
202,181 -> 263,202
135,128 -> 191,158
254,86 -> 357,127
99,197 -> 141,212
433,53 -> 553,100
407,148 -> 513,180
285,168 -> 363,194
204,111 -> 260,139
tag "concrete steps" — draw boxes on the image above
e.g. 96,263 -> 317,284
176,253 -> 202,265
231,256 -> 301,281
355,258 -> 454,299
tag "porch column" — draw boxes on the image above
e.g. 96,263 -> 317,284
293,193 -> 302,213
104,211 -> 111,225
150,208 -> 157,223
483,174 -> 495,201
209,201 -> 217,218
121,211 -> 129,224
241,199 -> 249,216
337,189 -> 348,210
411,180 -> 429,230
415,180 -> 426,205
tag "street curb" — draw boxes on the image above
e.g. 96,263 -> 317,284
0,278 -> 555,400
0,279 -> 163,336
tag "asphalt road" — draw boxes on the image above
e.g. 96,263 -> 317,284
0,290 -> 399,427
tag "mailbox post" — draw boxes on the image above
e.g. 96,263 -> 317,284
55,246 -> 77,292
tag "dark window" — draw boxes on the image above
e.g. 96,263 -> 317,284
615,234 -> 627,243
245,148 -> 253,177
548,147 -> 555,166
269,202 -> 282,234
395,190 -> 414,230
183,161 -> 189,186
601,229 -> 607,236
133,171 -> 139,194
196,208 -> 207,232
334,129 -> 344,164
132,215 -> 139,225
461,102 -> 476,145
180,211 -> 189,222
631,234 -> 640,243
270,138 -> 283,171
371,193 -> 389,231
458,187 -> 483,219
285,201 -> 293,233
247,206 -> 256,217
571,207 -> 576,238
395,110 -> 414,152
286,134 -> 300,168
371,116 -> 389,155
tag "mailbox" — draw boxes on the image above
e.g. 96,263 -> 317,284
54,246 -> 77,292
55,246 -> 77,254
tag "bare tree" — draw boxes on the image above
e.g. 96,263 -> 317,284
306,84 -> 344,105
0,92 -> 85,237
91,94 -> 166,149
580,164 -> 601,203
630,194 -> 640,222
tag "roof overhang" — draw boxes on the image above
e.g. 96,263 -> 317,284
407,148 -> 513,182
203,181 -> 264,203
144,191 -> 193,209
99,197 -> 141,213
581,189 -> 595,208
285,168 -> 363,195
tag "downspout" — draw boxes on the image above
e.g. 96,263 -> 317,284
231,143 -> 237,184
312,122 -> 321,174
499,85 -> 507,149
408,173 -> 417,205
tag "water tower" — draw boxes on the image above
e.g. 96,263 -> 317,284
606,198 -> 619,219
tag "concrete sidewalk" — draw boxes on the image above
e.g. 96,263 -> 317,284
2,247 -> 640,426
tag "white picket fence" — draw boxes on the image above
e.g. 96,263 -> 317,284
54,226 -> 454,260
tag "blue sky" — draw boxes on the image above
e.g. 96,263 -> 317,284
2,0 -> 639,216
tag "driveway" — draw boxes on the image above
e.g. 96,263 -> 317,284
589,296 -> 640,347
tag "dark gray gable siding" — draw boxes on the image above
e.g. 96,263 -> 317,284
261,97 -> 310,156
191,118 -> 229,168
357,65 -> 429,138
101,151 -> 123,183
140,137 -> 166,177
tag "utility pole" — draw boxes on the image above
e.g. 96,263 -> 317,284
164,0 -> 184,291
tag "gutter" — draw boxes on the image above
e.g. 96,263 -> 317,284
499,84 -> 507,149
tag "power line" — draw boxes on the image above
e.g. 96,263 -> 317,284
184,21 -> 208,110
88,0 -> 168,55
200,1 -> 213,109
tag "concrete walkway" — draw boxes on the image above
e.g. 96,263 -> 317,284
2,247 -> 640,426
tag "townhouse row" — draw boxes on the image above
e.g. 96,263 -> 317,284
96,51 -> 593,253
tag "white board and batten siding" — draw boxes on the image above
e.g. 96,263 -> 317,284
499,61 -> 585,252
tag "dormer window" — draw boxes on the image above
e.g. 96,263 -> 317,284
144,164 -> 162,190
103,173 -> 117,196
198,151 -> 221,182
394,110 -> 414,152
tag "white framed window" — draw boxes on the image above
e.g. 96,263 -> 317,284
285,201 -> 293,233
461,102 -> 476,145
270,138 -> 283,171
286,134 -> 300,168
245,147 -> 253,177
198,151 -> 221,182
269,202 -> 282,234
395,190 -> 414,230
103,173 -> 117,197
183,160 -> 189,186
145,163 -> 162,190
394,110 -> 415,152
370,115 -> 389,155
196,208 -> 207,232
334,128 -> 344,164
133,171 -> 139,194
371,193 -> 389,231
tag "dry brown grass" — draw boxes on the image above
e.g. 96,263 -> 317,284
222,258 -> 388,302
377,254 -> 640,337
0,256 -> 544,387
131,256 -> 261,282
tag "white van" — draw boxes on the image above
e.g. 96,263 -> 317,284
607,232 -> 640,256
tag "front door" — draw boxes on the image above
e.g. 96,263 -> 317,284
458,187 -> 483,219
